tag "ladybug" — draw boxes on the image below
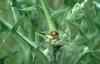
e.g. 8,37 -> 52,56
48,31 -> 58,39
46,31 -> 59,39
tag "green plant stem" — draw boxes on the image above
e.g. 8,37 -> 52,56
8,0 -> 17,24
73,51 -> 87,64
40,0 -> 56,31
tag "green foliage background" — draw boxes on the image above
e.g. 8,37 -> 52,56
0,0 -> 100,64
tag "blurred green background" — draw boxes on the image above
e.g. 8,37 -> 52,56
0,0 -> 100,64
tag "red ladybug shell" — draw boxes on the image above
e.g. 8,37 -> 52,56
49,31 -> 58,39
